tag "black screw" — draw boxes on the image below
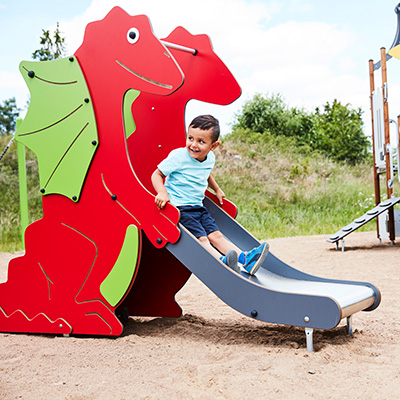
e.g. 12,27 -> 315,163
84,98 -> 90,103
72,196 -> 77,201
156,238 -> 163,245
28,71 -> 35,78
40,188 -> 45,194
251,310 -> 258,318
111,194 -> 117,201
69,57 -> 74,62
91,140 -> 97,146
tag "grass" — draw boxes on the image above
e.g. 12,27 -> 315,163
213,131 -> 391,240
0,130 -> 393,251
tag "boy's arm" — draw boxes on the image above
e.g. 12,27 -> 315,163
151,168 -> 170,209
208,174 -> 225,205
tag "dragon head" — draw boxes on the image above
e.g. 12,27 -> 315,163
75,7 -> 184,96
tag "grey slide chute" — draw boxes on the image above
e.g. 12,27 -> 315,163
166,197 -> 381,350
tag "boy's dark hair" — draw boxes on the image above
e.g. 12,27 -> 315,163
189,115 -> 220,142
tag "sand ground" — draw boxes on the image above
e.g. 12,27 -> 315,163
0,230 -> 399,399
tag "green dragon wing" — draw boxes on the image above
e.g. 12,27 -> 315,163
16,57 -> 99,202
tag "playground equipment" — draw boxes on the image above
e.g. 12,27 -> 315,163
328,3 -> 400,250
0,7 -> 380,352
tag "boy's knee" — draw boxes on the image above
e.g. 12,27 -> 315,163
208,230 -> 222,243
198,236 -> 209,245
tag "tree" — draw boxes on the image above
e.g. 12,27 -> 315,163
232,93 -> 370,164
314,100 -> 369,164
32,22 -> 66,61
234,93 -> 288,135
0,98 -> 20,134
233,93 -> 317,144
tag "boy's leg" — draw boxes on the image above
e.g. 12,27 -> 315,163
207,230 -> 242,256
198,236 -> 239,272
198,236 -> 224,259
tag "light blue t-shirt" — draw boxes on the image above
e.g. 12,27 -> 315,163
158,147 -> 215,207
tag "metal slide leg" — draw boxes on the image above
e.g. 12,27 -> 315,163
346,315 -> 353,335
341,239 -> 345,252
305,328 -> 314,353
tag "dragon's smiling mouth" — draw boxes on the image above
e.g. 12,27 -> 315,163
116,59 -> 173,89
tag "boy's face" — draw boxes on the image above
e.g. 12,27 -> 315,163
186,126 -> 219,162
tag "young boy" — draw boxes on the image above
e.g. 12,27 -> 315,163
151,114 -> 268,275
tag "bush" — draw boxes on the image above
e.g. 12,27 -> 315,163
314,100 -> 370,164
233,93 -> 370,164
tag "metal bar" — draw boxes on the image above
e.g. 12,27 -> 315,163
305,328 -> 314,353
17,141 -> 29,248
16,118 -> 29,249
397,115 -> 400,182
369,59 -> 381,239
161,40 -> 198,55
346,315 -> 353,335
381,47 -> 396,241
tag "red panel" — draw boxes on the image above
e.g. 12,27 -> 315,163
116,234 -> 191,318
123,26 -> 241,316
0,8 -> 184,336
0,219 -> 124,335
127,26 -> 242,198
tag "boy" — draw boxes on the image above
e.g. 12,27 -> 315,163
151,114 -> 268,275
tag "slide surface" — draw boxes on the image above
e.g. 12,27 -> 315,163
166,198 -> 381,331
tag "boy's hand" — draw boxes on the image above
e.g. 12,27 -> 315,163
215,188 -> 226,205
155,192 -> 170,209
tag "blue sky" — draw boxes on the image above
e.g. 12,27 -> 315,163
1,0 -> 400,137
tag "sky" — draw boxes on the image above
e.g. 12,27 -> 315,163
1,0 -> 400,139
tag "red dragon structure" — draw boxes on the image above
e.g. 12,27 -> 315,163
0,7 -> 241,336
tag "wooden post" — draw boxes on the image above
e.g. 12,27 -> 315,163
369,59 -> 381,239
380,47 -> 395,242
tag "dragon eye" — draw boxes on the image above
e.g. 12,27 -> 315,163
127,27 -> 139,44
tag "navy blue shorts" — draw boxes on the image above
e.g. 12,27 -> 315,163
178,205 -> 219,238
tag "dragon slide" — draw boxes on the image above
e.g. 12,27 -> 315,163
0,7 -> 380,351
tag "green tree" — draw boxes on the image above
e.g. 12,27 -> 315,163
314,100 -> 369,164
232,93 -> 369,164
32,22 -> 66,61
233,93 -> 317,147
234,93 -> 288,135
0,98 -> 20,135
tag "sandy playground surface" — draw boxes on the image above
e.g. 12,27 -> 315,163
0,230 -> 399,399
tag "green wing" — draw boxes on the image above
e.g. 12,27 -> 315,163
16,57 -> 98,202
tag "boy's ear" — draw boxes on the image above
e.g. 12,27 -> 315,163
211,140 -> 220,150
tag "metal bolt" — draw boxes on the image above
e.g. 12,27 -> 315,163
28,70 -> 35,78
72,196 -> 77,201
91,140 -> 97,146
69,57 -> 74,62
156,238 -> 162,245
84,98 -> 90,103
304,316 -> 310,323
59,324 -> 63,328
251,310 -> 258,318
40,188 -> 45,194
111,194 -> 117,201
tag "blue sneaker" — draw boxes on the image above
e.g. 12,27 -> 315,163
221,250 -> 240,273
242,242 -> 269,275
